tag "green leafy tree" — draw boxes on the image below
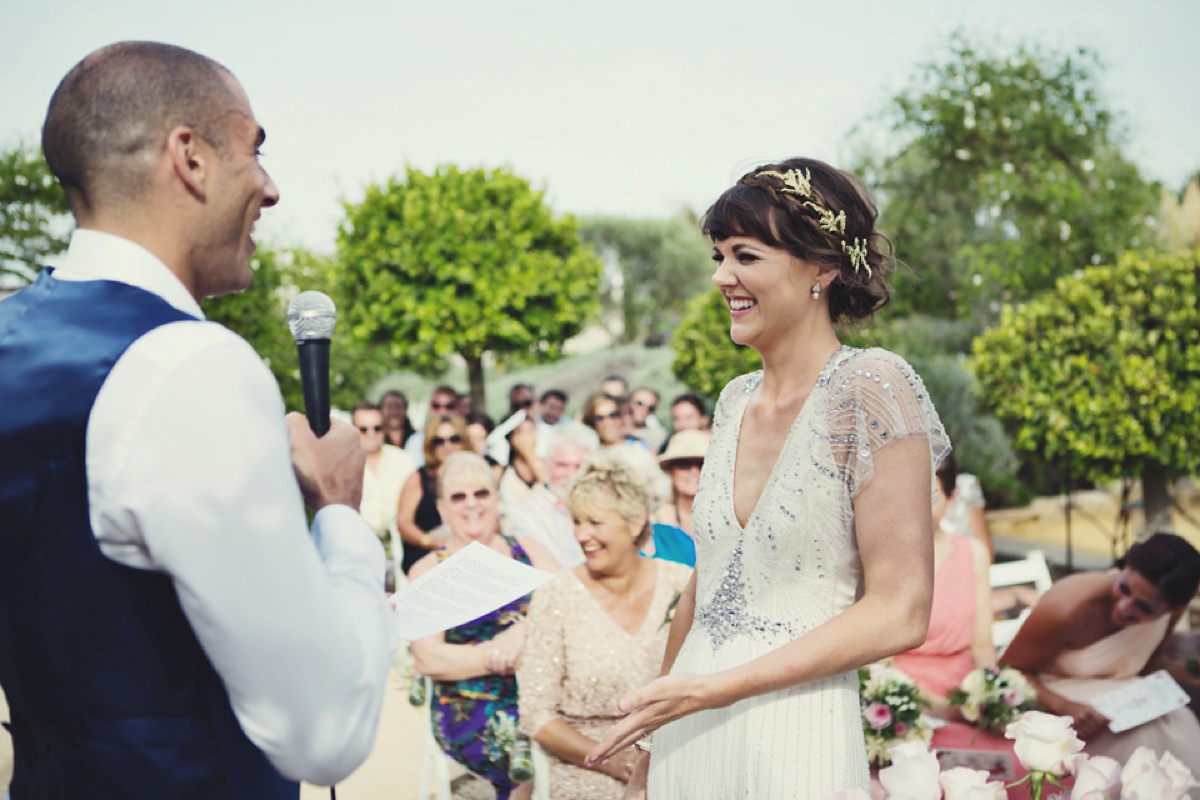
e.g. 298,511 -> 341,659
203,245 -> 390,413
971,249 -> 1200,530
670,288 -> 760,400
854,34 -> 1157,323
1,143 -> 71,285
578,213 -> 712,345
337,165 -> 602,409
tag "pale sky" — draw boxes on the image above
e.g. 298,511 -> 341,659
2,0 -> 1197,254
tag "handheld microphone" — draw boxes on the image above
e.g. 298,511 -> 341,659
286,291 -> 338,437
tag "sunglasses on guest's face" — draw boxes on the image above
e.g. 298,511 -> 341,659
430,402 -> 456,411
356,425 -> 383,433
595,410 -> 621,422
672,459 -> 704,471
633,398 -> 656,412
448,488 -> 492,504
516,399 -> 534,409
433,434 -> 462,447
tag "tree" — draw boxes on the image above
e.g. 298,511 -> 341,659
670,288 -> 760,401
971,249 -> 1200,530
337,165 -> 602,409
854,34 -> 1157,323
1,143 -> 71,285
577,213 -> 712,345
203,244 -> 391,413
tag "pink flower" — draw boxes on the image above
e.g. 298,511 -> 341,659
894,721 -> 908,737
866,701 -> 893,731
1004,689 -> 1024,707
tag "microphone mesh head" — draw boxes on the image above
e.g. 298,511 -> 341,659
287,291 -> 338,340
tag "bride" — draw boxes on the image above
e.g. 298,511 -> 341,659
586,158 -> 951,798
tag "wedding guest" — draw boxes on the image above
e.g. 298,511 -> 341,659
535,388 -> 569,458
1000,532 -> 1200,773
353,402 -> 417,585
630,387 -> 667,452
498,413 -> 547,514
465,411 -> 503,479
409,452 -> 557,800
380,389 -> 417,449
509,383 -> 535,416
601,376 -> 628,400
508,423 -> 599,571
937,451 -> 995,562
519,452 -> 692,799
395,414 -> 467,573
648,430 -> 711,567
404,385 -> 460,465
582,392 -> 641,451
670,394 -> 710,434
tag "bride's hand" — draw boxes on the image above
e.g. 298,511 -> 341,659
585,673 -> 720,766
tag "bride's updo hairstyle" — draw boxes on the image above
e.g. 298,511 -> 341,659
702,157 -> 895,325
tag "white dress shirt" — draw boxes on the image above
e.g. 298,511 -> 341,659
360,444 -> 416,540
51,229 -> 397,786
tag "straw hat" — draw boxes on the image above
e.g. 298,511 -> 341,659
658,429 -> 711,467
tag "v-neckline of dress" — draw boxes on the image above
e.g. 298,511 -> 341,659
573,560 -> 662,639
728,346 -> 849,532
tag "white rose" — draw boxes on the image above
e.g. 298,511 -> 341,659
880,742 -> 942,800
1004,710 -> 1084,775
960,669 -> 987,697
1070,754 -> 1121,800
939,766 -> 1005,800
1120,746 -> 1198,800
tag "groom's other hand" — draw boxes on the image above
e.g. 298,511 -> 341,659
287,413 -> 367,511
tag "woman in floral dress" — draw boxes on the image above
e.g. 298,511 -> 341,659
409,451 -> 557,799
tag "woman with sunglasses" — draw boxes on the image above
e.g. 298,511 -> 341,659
395,414 -> 469,574
409,452 -> 558,800
647,430 -> 711,568
583,392 -> 645,451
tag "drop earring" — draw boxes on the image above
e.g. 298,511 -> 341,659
811,282 -> 821,300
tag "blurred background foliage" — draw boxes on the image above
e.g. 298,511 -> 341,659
3,31 -> 1196,515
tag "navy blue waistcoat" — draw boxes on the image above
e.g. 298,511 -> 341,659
0,271 -> 297,799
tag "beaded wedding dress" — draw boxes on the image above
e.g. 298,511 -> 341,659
647,346 -> 950,799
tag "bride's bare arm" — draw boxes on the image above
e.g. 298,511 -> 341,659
660,570 -> 697,676
586,437 -> 934,765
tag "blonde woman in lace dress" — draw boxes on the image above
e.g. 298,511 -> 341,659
586,158 -> 950,799
519,452 -> 691,799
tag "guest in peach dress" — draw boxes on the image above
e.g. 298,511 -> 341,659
518,452 -> 691,799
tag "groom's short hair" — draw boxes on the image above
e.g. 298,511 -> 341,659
42,41 -> 237,213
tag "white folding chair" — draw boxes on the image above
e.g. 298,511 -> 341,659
989,550 -> 1053,653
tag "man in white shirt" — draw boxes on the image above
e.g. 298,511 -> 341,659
507,423 -> 598,570
353,402 -> 416,584
630,386 -> 667,451
0,42 -> 395,797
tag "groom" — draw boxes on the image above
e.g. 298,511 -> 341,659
0,42 -> 395,797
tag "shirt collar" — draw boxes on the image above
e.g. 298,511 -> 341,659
53,229 -> 206,320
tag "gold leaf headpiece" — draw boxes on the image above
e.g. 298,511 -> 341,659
755,168 -> 868,277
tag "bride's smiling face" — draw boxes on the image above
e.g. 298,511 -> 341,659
711,236 -> 822,349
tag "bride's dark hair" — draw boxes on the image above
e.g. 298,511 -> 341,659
1118,532 -> 1200,608
701,157 -> 894,326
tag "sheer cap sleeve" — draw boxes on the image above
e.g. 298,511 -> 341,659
825,348 -> 951,499
516,575 -> 567,738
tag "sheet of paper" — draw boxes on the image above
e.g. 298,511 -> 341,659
936,749 -> 1017,781
389,540 -> 555,641
1091,669 -> 1191,733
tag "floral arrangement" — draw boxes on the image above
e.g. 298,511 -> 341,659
947,665 -> 1038,735
858,662 -> 932,766
825,709 -> 1198,800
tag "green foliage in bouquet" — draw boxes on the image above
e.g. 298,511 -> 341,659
946,665 -> 1038,735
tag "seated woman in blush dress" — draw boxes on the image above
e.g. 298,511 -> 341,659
518,451 -> 692,800
891,454 -> 995,716
1000,532 -> 1200,774
408,452 -> 557,800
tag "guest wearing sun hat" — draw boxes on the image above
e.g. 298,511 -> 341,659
646,430 -> 711,567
